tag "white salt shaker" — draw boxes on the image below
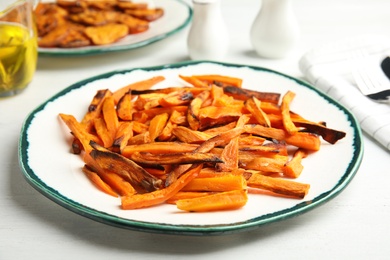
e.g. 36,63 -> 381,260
187,0 -> 229,60
250,0 -> 300,59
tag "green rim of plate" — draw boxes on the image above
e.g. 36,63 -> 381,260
18,60 -> 364,235
38,0 -> 193,57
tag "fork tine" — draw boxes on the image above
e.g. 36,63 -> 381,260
351,49 -> 390,98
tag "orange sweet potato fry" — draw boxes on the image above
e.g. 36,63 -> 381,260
245,96 -> 271,127
283,148 -> 308,178
94,117 -> 114,148
149,112 -> 169,141
285,132 -> 321,151
176,189 -> 248,212
182,174 -> 246,192
59,113 -> 101,154
121,142 -> 198,157
112,76 -> 165,103
166,191 -> 215,204
116,90 -> 133,121
113,122 -> 133,153
240,155 -> 289,173
187,90 -> 210,130
158,90 -> 193,107
81,89 -> 112,132
216,137 -> 239,172
102,96 -> 119,140
281,91 -> 298,134
179,75 -> 210,88
192,74 -> 243,88
121,164 -> 202,209
172,126 -> 213,144
82,165 -> 118,197
247,171 -> 310,199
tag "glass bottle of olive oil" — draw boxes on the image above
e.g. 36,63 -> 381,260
0,0 -> 38,97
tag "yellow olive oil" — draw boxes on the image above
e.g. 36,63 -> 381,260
0,22 -> 37,96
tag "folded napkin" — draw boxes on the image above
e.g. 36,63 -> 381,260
299,35 -> 390,151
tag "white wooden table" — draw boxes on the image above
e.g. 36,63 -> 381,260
1,0 -> 390,259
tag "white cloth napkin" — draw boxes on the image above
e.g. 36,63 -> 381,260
299,35 -> 390,151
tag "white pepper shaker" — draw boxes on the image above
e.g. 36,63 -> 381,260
250,0 -> 300,59
187,0 -> 229,60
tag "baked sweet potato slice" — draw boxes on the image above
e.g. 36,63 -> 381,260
125,8 -> 164,22
85,23 -> 128,45
116,13 -> 149,34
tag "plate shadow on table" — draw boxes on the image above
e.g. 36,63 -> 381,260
10,138 -> 331,256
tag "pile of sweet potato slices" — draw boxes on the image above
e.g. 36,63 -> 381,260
59,74 -> 346,212
35,0 -> 164,48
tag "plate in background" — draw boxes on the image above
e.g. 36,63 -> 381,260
38,0 -> 192,56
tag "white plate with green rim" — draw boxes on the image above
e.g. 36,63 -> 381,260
19,61 -> 363,235
38,0 -> 192,56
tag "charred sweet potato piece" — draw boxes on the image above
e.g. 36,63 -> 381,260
223,86 -> 280,104
293,119 -> 346,144
89,142 -> 162,193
